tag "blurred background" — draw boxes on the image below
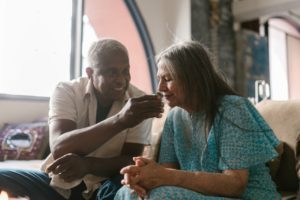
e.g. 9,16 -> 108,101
0,0 -> 299,127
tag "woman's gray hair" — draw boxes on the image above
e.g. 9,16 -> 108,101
88,38 -> 129,68
156,40 -> 237,134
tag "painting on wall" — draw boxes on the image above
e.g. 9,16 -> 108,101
236,30 -> 269,101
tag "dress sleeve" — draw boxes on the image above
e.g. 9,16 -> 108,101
216,98 -> 280,170
158,112 -> 178,164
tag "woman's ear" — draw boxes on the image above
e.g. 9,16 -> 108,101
86,67 -> 93,79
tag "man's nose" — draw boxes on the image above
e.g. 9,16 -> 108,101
114,72 -> 127,82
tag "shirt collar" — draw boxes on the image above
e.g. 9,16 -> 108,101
84,78 -> 94,97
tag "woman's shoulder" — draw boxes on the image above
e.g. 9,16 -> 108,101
218,95 -> 251,112
216,95 -> 271,131
220,95 -> 248,107
168,106 -> 187,117
166,107 -> 191,122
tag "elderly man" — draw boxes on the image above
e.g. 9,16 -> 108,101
0,38 -> 163,200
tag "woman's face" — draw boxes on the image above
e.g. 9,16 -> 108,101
157,63 -> 185,108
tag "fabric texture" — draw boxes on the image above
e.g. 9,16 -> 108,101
0,121 -> 49,161
42,77 -> 152,199
0,169 -> 65,200
0,169 -> 120,200
115,95 -> 281,200
256,100 -> 300,193
96,174 -> 123,200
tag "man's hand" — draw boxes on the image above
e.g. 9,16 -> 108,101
117,95 -> 164,128
46,153 -> 89,182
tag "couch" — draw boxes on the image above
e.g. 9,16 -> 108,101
1,100 -> 300,200
256,100 -> 300,200
0,118 -> 49,169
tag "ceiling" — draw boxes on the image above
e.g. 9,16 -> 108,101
232,0 -> 300,24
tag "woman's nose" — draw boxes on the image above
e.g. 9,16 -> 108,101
157,79 -> 165,92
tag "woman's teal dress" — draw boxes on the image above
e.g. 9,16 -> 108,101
115,96 -> 281,200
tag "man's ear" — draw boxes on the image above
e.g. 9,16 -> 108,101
86,67 -> 93,78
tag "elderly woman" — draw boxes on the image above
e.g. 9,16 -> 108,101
114,41 -> 280,200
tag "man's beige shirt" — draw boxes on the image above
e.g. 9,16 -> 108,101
41,77 -> 152,199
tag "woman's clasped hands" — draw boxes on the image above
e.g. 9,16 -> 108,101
120,157 -> 166,198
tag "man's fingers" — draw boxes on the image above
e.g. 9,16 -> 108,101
128,95 -> 164,112
133,99 -> 164,109
46,159 -> 64,173
133,94 -> 162,102
46,154 -> 72,172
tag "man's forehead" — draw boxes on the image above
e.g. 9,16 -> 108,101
98,58 -> 129,67
95,59 -> 130,71
98,51 -> 128,63
90,49 -> 128,66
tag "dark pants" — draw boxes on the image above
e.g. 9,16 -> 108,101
0,169 -> 123,200
97,174 -> 123,200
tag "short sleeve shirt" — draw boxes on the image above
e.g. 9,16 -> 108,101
49,77 -> 152,158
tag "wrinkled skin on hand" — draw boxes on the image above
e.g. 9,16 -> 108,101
118,95 -> 164,128
120,157 -> 165,198
46,153 -> 89,182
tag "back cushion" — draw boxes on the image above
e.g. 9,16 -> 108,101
144,105 -> 170,161
256,100 -> 300,192
0,121 -> 49,161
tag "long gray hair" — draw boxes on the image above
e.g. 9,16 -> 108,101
156,41 -> 238,134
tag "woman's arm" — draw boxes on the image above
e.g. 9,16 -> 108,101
164,167 -> 248,197
121,157 -> 248,198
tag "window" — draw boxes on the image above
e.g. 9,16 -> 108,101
268,17 -> 300,100
82,0 -> 156,94
0,0 -> 72,97
0,0 -> 156,98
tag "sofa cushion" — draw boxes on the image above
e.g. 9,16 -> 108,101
0,121 -> 49,161
143,105 -> 170,161
256,100 -> 300,192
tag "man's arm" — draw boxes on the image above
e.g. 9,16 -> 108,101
85,142 -> 144,177
46,142 -> 144,182
50,95 -> 163,159
50,116 -> 126,159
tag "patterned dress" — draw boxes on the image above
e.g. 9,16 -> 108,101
115,95 -> 281,200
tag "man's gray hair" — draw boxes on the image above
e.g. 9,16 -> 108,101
88,38 -> 129,67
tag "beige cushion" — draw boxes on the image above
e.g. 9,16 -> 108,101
143,105 -> 170,161
256,100 -> 300,192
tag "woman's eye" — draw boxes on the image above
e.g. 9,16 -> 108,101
157,75 -> 172,82
164,77 -> 172,82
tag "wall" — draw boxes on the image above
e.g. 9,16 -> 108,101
136,0 -> 191,54
0,0 -> 191,128
0,99 -> 49,128
268,18 -> 300,100
84,0 -> 153,93
191,0 -> 236,86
